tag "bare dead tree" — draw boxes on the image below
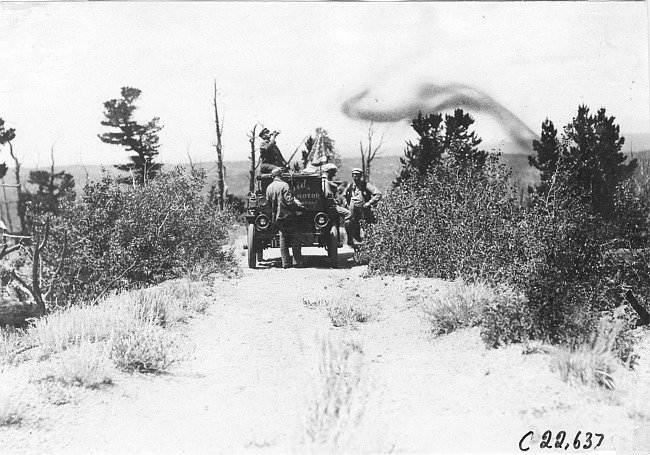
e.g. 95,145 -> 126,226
5,134 -> 25,233
359,121 -> 386,181
10,218 -> 67,317
247,125 -> 257,193
212,81 -> 225,210
186,144 -> 196,173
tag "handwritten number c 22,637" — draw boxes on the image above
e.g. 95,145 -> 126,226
519,431 -> 604,451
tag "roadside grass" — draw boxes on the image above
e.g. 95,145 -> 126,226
0,374 -> 26,426
33,341 -> 114,389
303,297 -> 375,328
0,278 -> 211,381
421,278 -> 509,335
17,279 -> 209,360
0,328 -> 26,366
301,334 -> 391,453
550,318 -> 623,390
110,323 -> 180,373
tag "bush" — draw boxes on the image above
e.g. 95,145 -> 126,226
35,167 -> 235,305
109,323 -> 179,373
481,290 -> 534,348
364,154 -> 526,283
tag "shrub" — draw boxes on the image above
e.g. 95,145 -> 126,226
422,278 -> 504,335
109,323 -> 179,373
481,290 -> 534,348
550,318 -> 622,389
34,167 -> 235,306
364,154 -> 526,283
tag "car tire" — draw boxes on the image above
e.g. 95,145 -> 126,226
328,224 -> 339,268
247,223 -> 257,269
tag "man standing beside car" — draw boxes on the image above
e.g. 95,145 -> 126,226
344,168 -> 382,246
266,167 -> 307,268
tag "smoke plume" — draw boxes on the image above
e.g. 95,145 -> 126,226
342,82 -> 538,150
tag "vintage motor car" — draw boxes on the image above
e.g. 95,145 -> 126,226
245,171 -> 342,268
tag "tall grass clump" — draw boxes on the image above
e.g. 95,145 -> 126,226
32,167 -> 236,306
326,298 -> 374,328
550,318 -> 623,389
0,388 -> 25,426
35,341 -> 114,389
301,335 -> 389,453
0,328 -> 26,366
23,280 -> 208,361
109,323 -> 179,373
423,278 -> 520,336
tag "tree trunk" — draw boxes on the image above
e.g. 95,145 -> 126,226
8,142 -> 24,233
213,81 -> 225,211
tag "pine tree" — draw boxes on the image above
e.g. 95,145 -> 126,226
395,112 -> 444,185
24,169 -> 75,218
528,119 -> 560,195
529,105 -> 637,217
444,109 -> 487,170
395,109 -> 487,186
98,87 -> 163,185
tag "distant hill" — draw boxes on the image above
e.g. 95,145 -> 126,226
1,145 -> 646,230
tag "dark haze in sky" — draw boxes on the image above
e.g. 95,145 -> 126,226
342,83 -> 539,150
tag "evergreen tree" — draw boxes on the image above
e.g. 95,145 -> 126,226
98,87 -> 163,185
444,109 -> 487,170
528,119 -> 560,195
25,169 -> 75,216
0,119 -> 13,180
395,109 -> 487,185
395,112 -> 444,185
529,105 -> 636,217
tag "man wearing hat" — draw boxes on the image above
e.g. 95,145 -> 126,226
344,168 -> 382,245
258,128 -> 288,174
266,167 -> 307,268
321,163 -> 351,230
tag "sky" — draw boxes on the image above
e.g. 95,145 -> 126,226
0,1 -> 648,169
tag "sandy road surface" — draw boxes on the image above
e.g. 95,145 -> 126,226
2,232 -> 649,454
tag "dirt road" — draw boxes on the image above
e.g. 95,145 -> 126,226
2,233 -> 648,454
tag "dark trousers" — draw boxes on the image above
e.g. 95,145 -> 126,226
276,219 -> 304,268
347,204 -> 374,244
260,163 -> 280,174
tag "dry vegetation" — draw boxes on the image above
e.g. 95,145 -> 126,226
0,278 -> 213,427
